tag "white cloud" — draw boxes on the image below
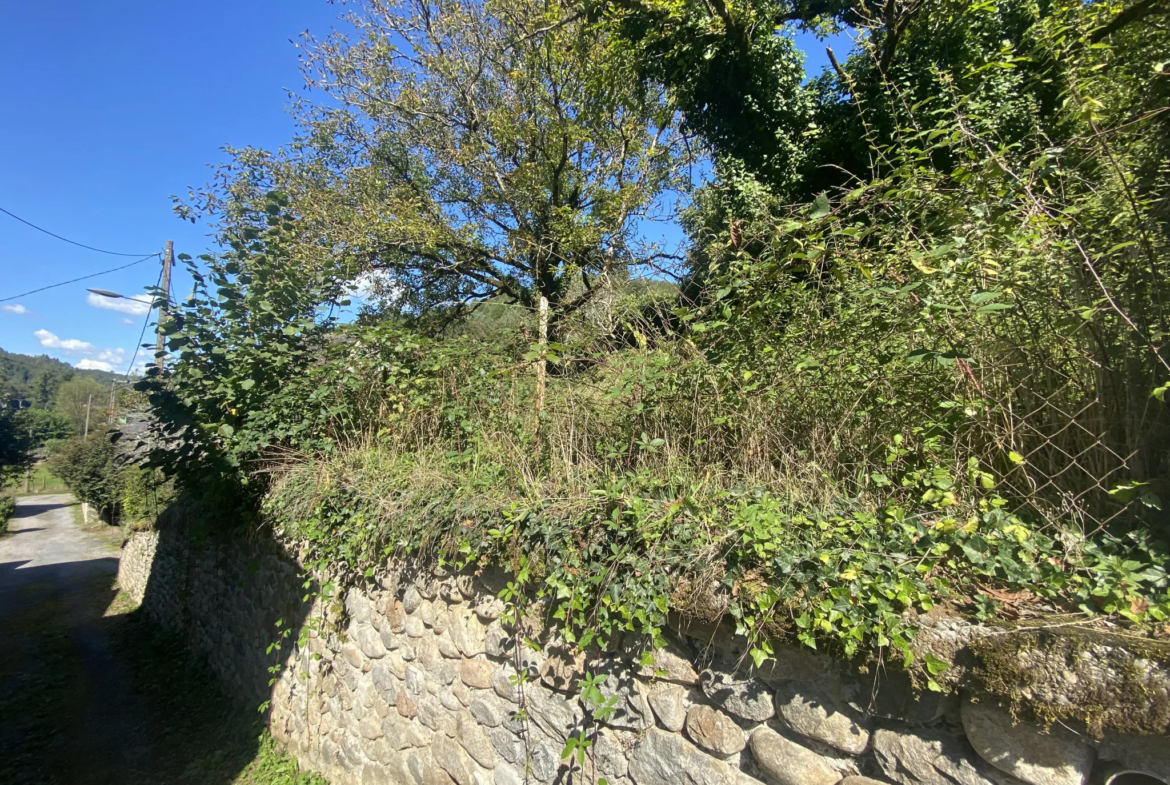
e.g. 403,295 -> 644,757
121,318 -> 134,325
34,329 -> 126,371
87,291 -> 151,316
35,329 -> 95,353
2,303 -> 29,314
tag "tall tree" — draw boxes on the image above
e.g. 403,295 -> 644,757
0,410 -> 27,484
601,0 -> 1168,198
189,0 -> 691,329
55,377 -> 109,435
29,365 -> 74,409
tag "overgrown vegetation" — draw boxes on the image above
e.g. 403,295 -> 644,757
0,347 -> 130,495
47,436 -> 119,519
0,493 -> 14,532
234,733 -> 328,785
0,407 -> 73,487
138,0 -> 1170,679
45,435 -> 173,525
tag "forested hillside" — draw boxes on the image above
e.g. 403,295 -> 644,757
0,347 -> 119,405
0,348 -> 127,493
125,0 -> 1169,679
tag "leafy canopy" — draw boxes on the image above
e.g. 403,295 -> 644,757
601,0 -> 1169,198
186,0 -> 692,323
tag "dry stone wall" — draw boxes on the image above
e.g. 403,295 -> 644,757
118,525 -> 1170,785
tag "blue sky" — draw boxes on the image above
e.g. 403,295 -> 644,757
0,1 -> 851,373
0,0 -> 348,372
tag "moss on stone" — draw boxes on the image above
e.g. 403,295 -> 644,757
969,625 -> 1170,737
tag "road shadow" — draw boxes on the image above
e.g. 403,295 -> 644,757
12,501 -> 72,518
0,551 -> 271,785
134,507 -> 315,714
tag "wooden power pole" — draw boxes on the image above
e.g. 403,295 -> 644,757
155,240 -> 173,370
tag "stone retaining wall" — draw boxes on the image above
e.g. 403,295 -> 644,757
117,525 -> 1170,785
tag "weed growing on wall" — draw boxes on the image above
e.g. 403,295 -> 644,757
265,439 -> 1169,679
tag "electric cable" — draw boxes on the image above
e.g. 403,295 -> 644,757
0,205 -> 160,257
122,266 -> 166,380
0,254 -> 158,303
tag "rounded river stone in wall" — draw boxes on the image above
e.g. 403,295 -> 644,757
685,704 -> 747,756
775,680 -> 871,754
628,728 -> 750,785
648,685 -> 688,732
701,667 -> 775,722
961,698 -> 1094,785
873,725 -> 1000,785
748,727 -> 842,785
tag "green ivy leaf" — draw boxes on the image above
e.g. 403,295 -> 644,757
924,652 -> 950,676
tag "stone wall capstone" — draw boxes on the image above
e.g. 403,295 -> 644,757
116,524 -> 1170,785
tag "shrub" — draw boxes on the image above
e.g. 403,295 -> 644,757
47,436 -> 118,520
0,493 -> 15,532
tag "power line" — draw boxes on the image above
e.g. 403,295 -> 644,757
0,254 -> 158,303
0,205 -> 160,257
123,266 -> 166,380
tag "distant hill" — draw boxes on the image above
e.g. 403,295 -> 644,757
0,347 -> 121,407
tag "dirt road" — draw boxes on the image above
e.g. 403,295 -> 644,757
0,495 -> 278,784
0,494 -> 132,783
0,494 -> 120,573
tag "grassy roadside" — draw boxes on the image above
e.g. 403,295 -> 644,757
3,463 -> 68,497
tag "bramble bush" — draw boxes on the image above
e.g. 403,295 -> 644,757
45,432 -> 175,527
118,465 -> 174,529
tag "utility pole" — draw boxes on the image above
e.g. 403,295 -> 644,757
24,423 -> 31,493
107,380 -> 116,425
156,240 -> 173,370
83,394 -> 93,438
